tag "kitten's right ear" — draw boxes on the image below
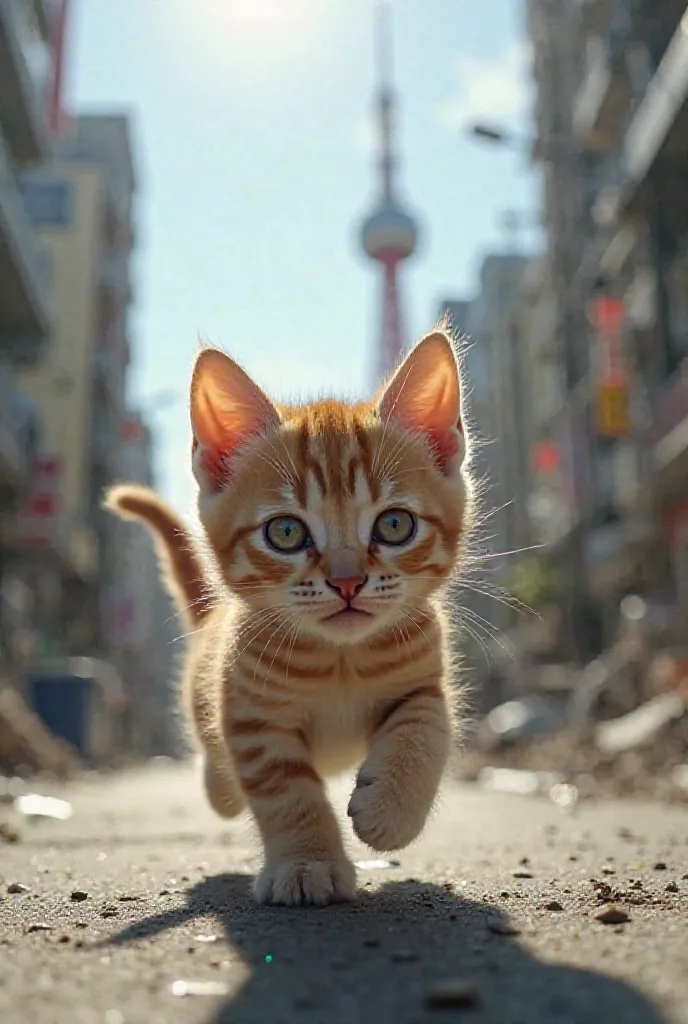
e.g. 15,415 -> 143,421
190,348 -> 279,492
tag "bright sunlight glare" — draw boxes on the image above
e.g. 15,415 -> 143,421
204,0 -> 317,36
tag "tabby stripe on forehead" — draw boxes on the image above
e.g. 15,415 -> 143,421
296,421 -> 326,497
353,420 -> 380,502
323,428 -> 346,501
347,455 -> 359,495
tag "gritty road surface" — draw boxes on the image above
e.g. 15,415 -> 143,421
1,759 -> 687,1024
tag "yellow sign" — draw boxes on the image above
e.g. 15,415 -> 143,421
597,384 -> 630,437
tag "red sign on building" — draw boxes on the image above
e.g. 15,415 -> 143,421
17,456 -> 62,547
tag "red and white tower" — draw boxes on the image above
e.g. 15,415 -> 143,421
360,1 -> 419,386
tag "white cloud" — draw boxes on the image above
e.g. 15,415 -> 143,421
437,40 -> 533,132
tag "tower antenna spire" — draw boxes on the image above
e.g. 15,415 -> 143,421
359,0 -> 420,385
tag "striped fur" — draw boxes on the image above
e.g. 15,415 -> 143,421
105,329 -> 469,906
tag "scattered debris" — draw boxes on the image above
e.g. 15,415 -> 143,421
171,980 -> 230,998
596,907 -> 631,925
666,882 -> 679,893
653,861 -> 668,871
511,869 -> 534,879
595,694 -> 685,756
391,950 -> 419,963
549,783 -> 579,812
0,822 -> 21,843
544,900 -> 563,912
15,794 -> 73,821
70,891 -> 89,902
27,923 -> 52,933
425,979 -> 479,1010
487,920 -> 521,937
101,907 -> 118,919
7,882 -> 30,894
477,766 -> 560,797
355,859 -> 400,870
117,894 -> 141,902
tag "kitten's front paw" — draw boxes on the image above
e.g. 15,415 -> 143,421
253,858 -> 356,907
347,774 -> 429,852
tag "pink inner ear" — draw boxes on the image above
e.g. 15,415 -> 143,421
378,332 -> 462,472
190,350 -> 279,491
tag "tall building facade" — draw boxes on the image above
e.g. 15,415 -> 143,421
0,0 -> 60,671
526,0 -> 688,653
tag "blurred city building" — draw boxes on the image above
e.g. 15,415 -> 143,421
521,0 -> 688,661
0,2 -> 177,765
112,412 -> 180,756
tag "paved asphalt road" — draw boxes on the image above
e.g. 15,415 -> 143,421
1,759 -> 687,1024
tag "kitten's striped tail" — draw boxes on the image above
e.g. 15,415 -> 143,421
104,484 -> 213,627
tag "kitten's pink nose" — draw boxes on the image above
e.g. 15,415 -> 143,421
325,575 -> 367,601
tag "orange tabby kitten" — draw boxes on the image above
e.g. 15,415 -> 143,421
105,328 -> 469,906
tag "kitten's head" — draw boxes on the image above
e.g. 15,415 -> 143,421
191,330 -> 468,646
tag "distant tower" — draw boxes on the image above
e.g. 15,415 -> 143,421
360,1 -> 419,386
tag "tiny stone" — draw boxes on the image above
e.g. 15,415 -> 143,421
512,870 -> 533,879
27,923 -> 52,933
101,908 -> 118,919
545,901 -> 564,912
596,907 -> 630,925
362,938 -> 380,948
118,894 -> 141,902
487,920 -> 521,937
665,882 -> 679,893
58,935 -> 70,944
7,882 -> 30,894
70,891 -> 89,902
519,856 -> 530,865
601,867 -> 616,875
75,922 -> 88,929
391,950 -> 419,963
425,979 -> 479,1010
653,862 -> 668,871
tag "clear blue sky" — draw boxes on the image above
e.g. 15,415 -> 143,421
66,0 -> 538,518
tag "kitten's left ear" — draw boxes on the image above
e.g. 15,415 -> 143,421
377,330 -> 464,475
190,348 -> 280,492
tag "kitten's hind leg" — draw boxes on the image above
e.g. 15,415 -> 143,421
201,751 -> 246,819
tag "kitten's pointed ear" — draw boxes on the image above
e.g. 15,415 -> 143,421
377,331 -> 464,474
190,348 -> 280,491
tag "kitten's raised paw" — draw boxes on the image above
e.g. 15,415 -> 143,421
253,858 -> 356,907
347,774 -> 428,852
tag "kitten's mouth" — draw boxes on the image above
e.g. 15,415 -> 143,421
323,607 -> 373,624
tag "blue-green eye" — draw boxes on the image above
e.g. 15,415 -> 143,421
264,516 -> 310,553
372,509 -> 416,546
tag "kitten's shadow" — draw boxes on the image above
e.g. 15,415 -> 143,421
105,872 -> 667,1024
